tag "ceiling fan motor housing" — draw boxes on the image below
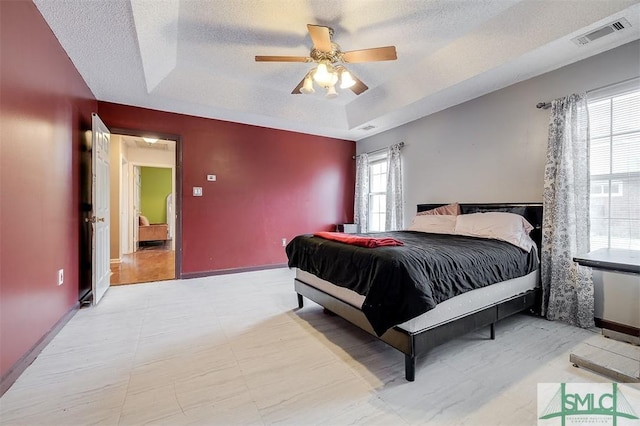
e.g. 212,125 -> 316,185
310,42 -> 342,63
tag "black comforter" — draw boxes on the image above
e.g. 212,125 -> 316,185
286,231 -> 538,336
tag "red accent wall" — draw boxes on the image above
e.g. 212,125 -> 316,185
0,0 -> 354,382
98,102 -> 355,274
0,1 -> 97,377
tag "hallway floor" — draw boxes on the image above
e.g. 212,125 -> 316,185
110,243 -> 175,285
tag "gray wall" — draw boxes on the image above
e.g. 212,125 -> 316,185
357,40 -> 640,328
593,270 -> 640,328
357,40 -> 640,227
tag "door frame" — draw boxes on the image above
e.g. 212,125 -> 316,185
131,164 -> 141,253
110,127 -> 183,279
120,156 -> 129,257
130,162 -> 176,253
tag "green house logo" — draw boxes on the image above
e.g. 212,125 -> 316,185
539,383 -> 639,425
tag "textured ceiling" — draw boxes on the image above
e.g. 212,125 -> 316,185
34,0 -> 640,141
120,135 -> 176,151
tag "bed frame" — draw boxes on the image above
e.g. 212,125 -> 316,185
294,203 -> 543,381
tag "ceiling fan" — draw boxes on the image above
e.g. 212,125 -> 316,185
255,24 -> 397,98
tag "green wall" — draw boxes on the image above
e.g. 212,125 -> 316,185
140,167 -> 172,224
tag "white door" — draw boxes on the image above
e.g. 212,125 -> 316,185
91,113 -> 111,304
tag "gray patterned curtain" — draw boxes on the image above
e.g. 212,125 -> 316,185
354,153 -> 369,233
541,93 -> 594,328
385,143 -> 403,231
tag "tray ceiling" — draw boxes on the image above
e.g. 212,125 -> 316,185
34,0 -> 640,140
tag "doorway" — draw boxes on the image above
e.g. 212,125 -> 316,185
108,134 -> 179,285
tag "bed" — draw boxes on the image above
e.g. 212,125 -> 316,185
138,215 -> 169,243
287,203 -> 543,381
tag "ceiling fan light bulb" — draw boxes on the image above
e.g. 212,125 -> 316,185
325,85 -> 338,99
300,75 -> 315,94
329,71 -> 339,86
314,62 -> 338,87
340,70 -> 356,89
313,63 -> 330,85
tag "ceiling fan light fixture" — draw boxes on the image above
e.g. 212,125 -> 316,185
312,62 -> 328,83
300,74 -> 315,94
313,62 -> 337,87
325,84 -> 338,99
256,24 -> 397,98
339,69 -> 356,89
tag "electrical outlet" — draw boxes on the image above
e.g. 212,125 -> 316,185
58,269 -> 64,286
282,238 -> 287,247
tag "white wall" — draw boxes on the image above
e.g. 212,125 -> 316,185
357,40 -> 640,227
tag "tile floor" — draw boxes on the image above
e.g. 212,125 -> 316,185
1,268 -> 638,425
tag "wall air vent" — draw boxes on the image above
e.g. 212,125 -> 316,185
360,125 -> 376,131
572,18 -> 631,46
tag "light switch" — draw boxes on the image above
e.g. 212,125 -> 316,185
207,174 -> 216,182
193,187 -> 203,196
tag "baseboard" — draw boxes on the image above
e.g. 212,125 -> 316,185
595,317 -> 640,337
110,258 -> 121,264
0,303 -> 79,397
181,263 -> 288,279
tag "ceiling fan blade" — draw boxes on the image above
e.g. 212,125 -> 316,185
307,24 -> 332,52
291,76 -> 306,94
349,75 -> 369,95
342,46 -> 397,63
255,55 -> 310,62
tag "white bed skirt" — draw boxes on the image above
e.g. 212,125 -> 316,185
295,269 -> 540,334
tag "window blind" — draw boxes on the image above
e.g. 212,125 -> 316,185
368,155 -> 387,232
587,78 -> 640,250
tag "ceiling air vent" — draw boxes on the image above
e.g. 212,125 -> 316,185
360,125 -> 376,131
572,18 -> 631,46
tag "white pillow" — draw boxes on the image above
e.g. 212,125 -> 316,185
408,215 -> 457,235
454,212 -> 535,252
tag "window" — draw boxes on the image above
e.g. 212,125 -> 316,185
590,180 -> 623,198
587,80 -> 640,250
368,153 -> 388,232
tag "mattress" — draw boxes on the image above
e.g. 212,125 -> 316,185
296,268 -> 539,334
287,231 -> 539,336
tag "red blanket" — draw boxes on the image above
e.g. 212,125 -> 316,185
313,232 -> 404,248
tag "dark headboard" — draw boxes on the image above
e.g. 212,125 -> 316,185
416,203 -> 543,253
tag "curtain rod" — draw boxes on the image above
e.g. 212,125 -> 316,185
536,76 -> 640,110
353,142 -> 404,159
